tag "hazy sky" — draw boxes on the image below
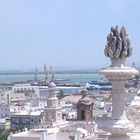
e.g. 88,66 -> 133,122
0,0 -> 140,70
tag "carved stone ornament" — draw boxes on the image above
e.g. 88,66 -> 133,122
104,25 -> 132,67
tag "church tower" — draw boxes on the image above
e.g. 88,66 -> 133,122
44,82 -> 62,126
77,89 -> 94,121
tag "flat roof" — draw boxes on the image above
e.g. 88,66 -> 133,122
11,110 -> 41,116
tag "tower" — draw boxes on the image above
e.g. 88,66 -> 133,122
77,89 -> 94,121
44,82 -> 62,126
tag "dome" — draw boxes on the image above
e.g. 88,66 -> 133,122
48,82 -> 56,88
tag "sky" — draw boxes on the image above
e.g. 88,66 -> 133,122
0,0 -> 140,71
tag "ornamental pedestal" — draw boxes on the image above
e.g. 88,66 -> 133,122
99,67 -> 138,136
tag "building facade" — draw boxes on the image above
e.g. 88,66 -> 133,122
11,112 -> 43,132
12,84 -> 39,96
0,92 -> 10,118
0,105 -> 10,118
9,92 -> 26,104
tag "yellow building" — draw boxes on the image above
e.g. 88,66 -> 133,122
9,92 -> 26,104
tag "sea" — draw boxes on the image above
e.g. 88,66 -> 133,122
0,73 -> 104,83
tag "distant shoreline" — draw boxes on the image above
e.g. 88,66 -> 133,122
0,71 -> 98,75
0,73 -> 102,83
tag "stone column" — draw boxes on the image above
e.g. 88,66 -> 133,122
111,80 -> 126,119
99,68 -> 138,136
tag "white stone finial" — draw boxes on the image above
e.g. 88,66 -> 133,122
104,25 -> 132,67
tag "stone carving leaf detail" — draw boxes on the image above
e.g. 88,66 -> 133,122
104,26 -> 132,59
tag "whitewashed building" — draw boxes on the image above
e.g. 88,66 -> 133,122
12,84 -> 40,96
0,92 -> 10,118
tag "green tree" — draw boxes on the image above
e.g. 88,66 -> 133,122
0,133 -> 7,140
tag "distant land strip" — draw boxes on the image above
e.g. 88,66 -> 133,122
0,70 -> 98,75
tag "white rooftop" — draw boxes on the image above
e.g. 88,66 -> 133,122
11,110 -> 41,116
